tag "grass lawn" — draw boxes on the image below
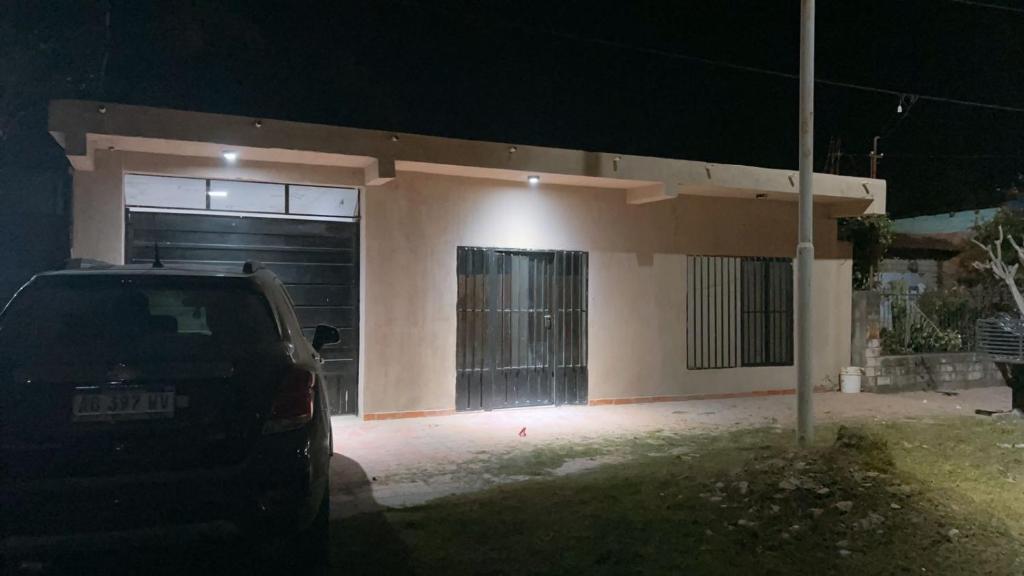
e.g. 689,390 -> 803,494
332,416 -> 1024,575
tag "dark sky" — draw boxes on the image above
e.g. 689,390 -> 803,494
12,0 -> 1024,216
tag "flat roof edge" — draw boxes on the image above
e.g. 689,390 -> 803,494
49,99 -> 886,212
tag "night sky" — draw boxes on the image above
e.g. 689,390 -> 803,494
5,0 -> 1024,218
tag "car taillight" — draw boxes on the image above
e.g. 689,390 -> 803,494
263,367 -> 315,434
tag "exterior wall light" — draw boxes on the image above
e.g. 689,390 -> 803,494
207,190 -> 228,197
527,175 -> 540,185
222,151 -> 238,162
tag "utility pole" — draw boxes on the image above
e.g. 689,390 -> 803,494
797,0 -> 815,447
869,136 -> 882,179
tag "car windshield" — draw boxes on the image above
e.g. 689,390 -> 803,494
0,275 -> 280,363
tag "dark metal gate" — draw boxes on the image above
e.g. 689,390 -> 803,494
126,210 -> 359,415
740,257 -> 794,367
456,247 -> 587,411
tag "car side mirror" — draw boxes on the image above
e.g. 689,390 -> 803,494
312,324 -> 341,352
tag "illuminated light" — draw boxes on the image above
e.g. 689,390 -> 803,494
527,175 -> 540,185
207,190 -> 229,197
222,151 -> 238,162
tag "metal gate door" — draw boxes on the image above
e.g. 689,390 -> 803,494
126,210 -> 359,415
456,247 -> 587,411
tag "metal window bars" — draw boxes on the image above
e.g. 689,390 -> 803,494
977,316 -> 1024,364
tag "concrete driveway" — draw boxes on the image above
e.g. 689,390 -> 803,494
329,386 -> 1010,517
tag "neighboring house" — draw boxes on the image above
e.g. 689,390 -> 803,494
48,100 -> 885,419
881,208 -> 997,291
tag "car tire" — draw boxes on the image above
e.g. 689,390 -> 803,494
299,487 -> 331,574
259,488 -> 330,575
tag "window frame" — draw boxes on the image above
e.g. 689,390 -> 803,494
740,257 -> 795,368
686,255 -> 794,370
206,179 -> 287,214
124,174 -> 360,219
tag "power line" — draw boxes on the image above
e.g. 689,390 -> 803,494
848,152 -> 1023,159
879,95 -> 921,139
395,0 -> 1024,114
950,0 -> 1024,14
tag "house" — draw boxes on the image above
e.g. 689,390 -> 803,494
47,100 -> 886,419
881,208 -> 997,291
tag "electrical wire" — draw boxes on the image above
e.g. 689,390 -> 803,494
392,0 -> 1024,114
949,0 -> 1024,14
847,152 -> 1023,159
879,95 -> 921,140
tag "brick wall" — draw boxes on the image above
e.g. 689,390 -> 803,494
864,348 -> 1002,393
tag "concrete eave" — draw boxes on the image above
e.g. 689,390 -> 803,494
49,100 -> 885,216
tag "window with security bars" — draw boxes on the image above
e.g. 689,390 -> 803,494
686,256 -> 794,369
740,257 -> 794,367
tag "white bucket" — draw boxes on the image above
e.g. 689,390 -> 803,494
840,367 -> 863,394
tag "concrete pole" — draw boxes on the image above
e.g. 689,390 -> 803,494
797,0 -> 815,447
869,136 -> 881,179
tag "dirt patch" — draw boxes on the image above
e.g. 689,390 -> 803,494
336,416 -> 1024,575
551,455 -> 627,476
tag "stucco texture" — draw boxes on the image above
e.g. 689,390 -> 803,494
69,153 -> 852,416
362,171 -> 852,415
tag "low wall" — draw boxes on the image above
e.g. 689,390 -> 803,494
864,351 -> 1003,393
853,291 -> 1004,393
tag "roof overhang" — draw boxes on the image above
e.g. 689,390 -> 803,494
49,100 -> 885,217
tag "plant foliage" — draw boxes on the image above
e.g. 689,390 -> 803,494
960,208 -> 1024,288
881,294 -> 963,355
839,215 -> 894,290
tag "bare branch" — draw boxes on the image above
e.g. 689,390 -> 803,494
974,225 -> 1024,318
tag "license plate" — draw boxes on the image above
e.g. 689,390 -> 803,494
72,391 -> 175,421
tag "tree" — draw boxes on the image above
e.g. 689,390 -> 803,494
971,226 -> 1024,317
0,2 -> 109,167
0,2 -> 109,300
960,208 -> 1024,286
972,225 -> 1024,413
838,214 -> 893,290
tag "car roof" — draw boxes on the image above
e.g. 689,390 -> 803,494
37,266 -> 252,279
36,260 -> 280,279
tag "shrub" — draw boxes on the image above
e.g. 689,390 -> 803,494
839,215 -> 893,290
881,294 -> 964,354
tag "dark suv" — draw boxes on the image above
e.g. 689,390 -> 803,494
0,263 -> 337,572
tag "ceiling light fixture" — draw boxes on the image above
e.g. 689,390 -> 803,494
222,151 -> 238,162
527,175 -> 540,185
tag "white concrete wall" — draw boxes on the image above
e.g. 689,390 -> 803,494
71,151 -> 126,263
70,154 -> 854,416
362,172 -> 852,414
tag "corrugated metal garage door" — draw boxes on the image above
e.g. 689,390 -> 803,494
125,210 -> 359,415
